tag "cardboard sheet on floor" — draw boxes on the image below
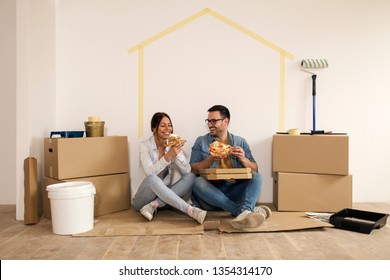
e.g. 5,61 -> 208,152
73,208 -> 332,237
73,208 -> 204,236
218,212 -> 333,233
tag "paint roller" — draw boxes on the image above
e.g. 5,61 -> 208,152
301,59 -> 329,134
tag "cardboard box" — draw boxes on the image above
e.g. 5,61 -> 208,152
44,136 -> 129,179
43,173 -> 130,218
199,168 -> 252,180
272,134 -> 349,175
273,172 -> 352,212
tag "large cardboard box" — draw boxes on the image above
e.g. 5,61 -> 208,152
44,136 -> 129,179
43,173 -> 130,218
272,134 -> 348,175
273,172 -> 352,212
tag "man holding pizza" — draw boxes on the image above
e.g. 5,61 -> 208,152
190,105 -> 271,229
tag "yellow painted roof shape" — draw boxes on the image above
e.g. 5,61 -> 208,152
128,8 -> 294,136
128,8 -> 293,59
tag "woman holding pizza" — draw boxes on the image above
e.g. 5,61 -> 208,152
190,105 -> 271,229
132,112 -> 207,224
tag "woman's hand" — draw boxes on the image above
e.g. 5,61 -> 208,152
164,142 -> 184,161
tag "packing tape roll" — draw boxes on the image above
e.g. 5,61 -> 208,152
88,116 -> 100,122
288,128 -> 300,135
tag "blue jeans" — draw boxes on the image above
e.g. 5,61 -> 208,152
132,173 -> 196,213
191,172 -> 262,217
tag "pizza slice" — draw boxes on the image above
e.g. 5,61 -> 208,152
208,140 -> 232,157
164,134 -> 186,147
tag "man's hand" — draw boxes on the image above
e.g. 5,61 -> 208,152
231,146 -> 258,173
231,146 -> 246,160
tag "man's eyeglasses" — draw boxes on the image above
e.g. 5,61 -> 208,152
205,118 -> 225,125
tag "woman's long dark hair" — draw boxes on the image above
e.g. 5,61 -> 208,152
150,112 -> 173,133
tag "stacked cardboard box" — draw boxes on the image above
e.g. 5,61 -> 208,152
43,136 -> 130,218
272,134 -> 352,212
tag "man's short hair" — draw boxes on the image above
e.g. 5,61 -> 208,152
208,105 -> 230,121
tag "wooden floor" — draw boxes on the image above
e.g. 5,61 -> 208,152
1,203 -> 389,260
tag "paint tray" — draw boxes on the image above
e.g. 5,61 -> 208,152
329,208 -> 389,234
50,131 -> 84,138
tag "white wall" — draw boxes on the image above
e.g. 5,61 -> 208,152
55,0 -> 390,203
11,0 -> 56,219
4,0 -> 390,219
0,0 -> 17,204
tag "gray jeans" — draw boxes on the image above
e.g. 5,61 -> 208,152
132,173 -> 196,213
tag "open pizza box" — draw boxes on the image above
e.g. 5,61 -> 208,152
199,168 -> 252,180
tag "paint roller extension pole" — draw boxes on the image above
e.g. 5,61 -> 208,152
301,59 -> 327,134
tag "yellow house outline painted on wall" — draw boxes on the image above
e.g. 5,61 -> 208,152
128,8 -> 294,137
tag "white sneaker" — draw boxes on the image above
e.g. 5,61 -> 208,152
254,205 -> 272,219
230,210 -> 265,229
140,203 -> 157,221
190,207 -> 207,224
186,198 -> 194,206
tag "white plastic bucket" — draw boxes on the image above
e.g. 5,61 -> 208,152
46,181 -> 96,235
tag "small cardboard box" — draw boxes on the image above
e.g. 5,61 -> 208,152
273,172 -> 352,212
199,168 -> 252,180
43,173 -> 130,218
44,136 -> 129,179
272,134 -> 349,175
